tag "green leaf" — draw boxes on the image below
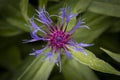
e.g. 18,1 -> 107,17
6,18 -> 30,32
32,60 -> 55,80
0,20 -> 23,37
13,56 -> 55,80
38,0 -> 48,9
20,0 -> 29,22
0,0 -> 30,33
13,48 -> 56,80
73,0 -> 93,13
65,0 -> 93,13
67,46 -> 120,75
62,58 -> 99,80
88,0 -> 120,17
100,48 -> 120,63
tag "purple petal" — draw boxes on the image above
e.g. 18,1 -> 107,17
30,30 -> 40,39
23,39 -> 39,43
74,46 -> 83,52
58,54 -> 62,72
62,7 -> 77,22
74,46 -> 88,55
30,18 -> 46,34
69,21 -> 89,34
30,46 -> 48,56
30,28 -> 49,41
61,7 -> 77,32
56,50 -> 61,63
45,50 -> 55,62
78,43 -> 94,47
30,18 -> 47,41
23,37 -> 48,43
61,8 -> 66,24
36,8 -> 53,27
69,14 -> 77,19
64,48 -> 72,58
56,51 -> 62,72
66,14 -> 77,24
23,28 -> 48,43
67,39 -> 76,46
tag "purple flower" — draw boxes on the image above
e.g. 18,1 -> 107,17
25,7 -> 93,72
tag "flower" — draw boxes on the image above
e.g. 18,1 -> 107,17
24,6 -> 93,71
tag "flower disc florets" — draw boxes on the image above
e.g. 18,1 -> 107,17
24,6 -> 93,71
48,27 -> 71,50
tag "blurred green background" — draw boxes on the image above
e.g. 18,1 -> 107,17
0,0 -> 120,80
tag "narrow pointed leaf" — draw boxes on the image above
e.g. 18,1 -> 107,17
31,59 -> 55,80
100,47 -> 120,62
12,48 -> 56,80
67,46 -> 120,75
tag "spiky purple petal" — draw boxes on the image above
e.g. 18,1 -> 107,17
61,8 -> 66,24
36,8 -> 53,27
62,7 -> 77,24
64,48 -> 72,58
30,46 -> 48,56
66,14 -> 77,24
45,49 -> 55,62
56,51 -> 62,72
69,21 -> 89,34
74,46 -> 88,55
30,18 -> 46,34
25,6 -> 93,72
23,38 -> 47,43
78,43 -> 94,47
61,7 -> 77,32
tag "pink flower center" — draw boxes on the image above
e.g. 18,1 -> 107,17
48,28 -> 70,49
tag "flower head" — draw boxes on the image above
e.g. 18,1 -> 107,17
25,7 -> 93,71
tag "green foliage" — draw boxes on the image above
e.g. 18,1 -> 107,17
14,56 -> 55,80
62,58 -> 99,80
0,0 -> 120,80
20,0 -> 29,22
101,48 -> 120,63
67,46 -> 120,75
88,0 -> 120,17
74,13 -> 112,43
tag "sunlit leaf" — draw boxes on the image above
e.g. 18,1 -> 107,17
100,48 -> 120,63
67,46 -> 120,75
62,58 -> 99,80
